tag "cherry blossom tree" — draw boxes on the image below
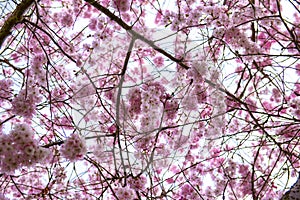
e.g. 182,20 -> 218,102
0,0 -> 299,199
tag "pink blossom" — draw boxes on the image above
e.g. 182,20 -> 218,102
11,87 -> 42,118
164,95 -> 178,120
30,54 -> 47,86
128,176 -> 147,190
296,64 -> 300,76
213,27 -> 225,38
89,18 -> 98,30
112,0 -> 130,12
0,193 -> 9,200
0,124 -> 50,174
153,56 -> 164,67
114,187 -> 135,200
61,13 -> 73,27
60,134 -> 87,161
245,98 -> 257,112
0,0 -> 299,199
0,79 -> 13,103
127,88 -> 142,117
154,12 -> 162,24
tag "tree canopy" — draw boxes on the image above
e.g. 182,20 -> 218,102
0,0 -> 300,199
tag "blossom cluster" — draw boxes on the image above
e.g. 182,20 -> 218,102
160,3 -> 264,55
289,96 -> 300,119
112,0 -> 130,12
0,79 -> 13,105
11,86 -> 42,118
178,184 -> 200,199
127,82 -> 171,128
164,96 -> 178,120
223,26 -> 260,55
53,11 -> 74,27
0,124 -> 50,174
127,176 -> 147,190
0,193 -> 9,200
113,186 -> 135,200
126,88 -> 142,118
30,54 -> 47,86
88,17 -> 106,31
140,82 -> 165,127
126,82 -> 180,153
60,134 -> 87,161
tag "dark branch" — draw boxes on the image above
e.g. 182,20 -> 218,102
0,0 -> 34,48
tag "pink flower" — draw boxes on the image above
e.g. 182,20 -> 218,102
127,88 -> 142,117
245,98 -> 257,112
0,124 -> 50,174
0,79 -> 13,104
296,64 -> 300,76
60,134 -> 87,161
164,98 -> 178,120
114,187 -> 135,200
155,12 -> 162,24
153,56 -> 164,67
112,0 -> 130,12
0,193 -> 9,200
128,176 -> 147,190
89,18 -> 98,30
61,13 -> 73,27
11,87 -> 41,118
213,27 -> 225,38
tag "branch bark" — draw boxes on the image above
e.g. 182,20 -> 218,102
0,0 -> 34,48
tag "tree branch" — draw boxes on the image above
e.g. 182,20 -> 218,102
84,0 -> 189,70
0,0 -> 34,48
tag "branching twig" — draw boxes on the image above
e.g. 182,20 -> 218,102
0,0 -> 34,48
